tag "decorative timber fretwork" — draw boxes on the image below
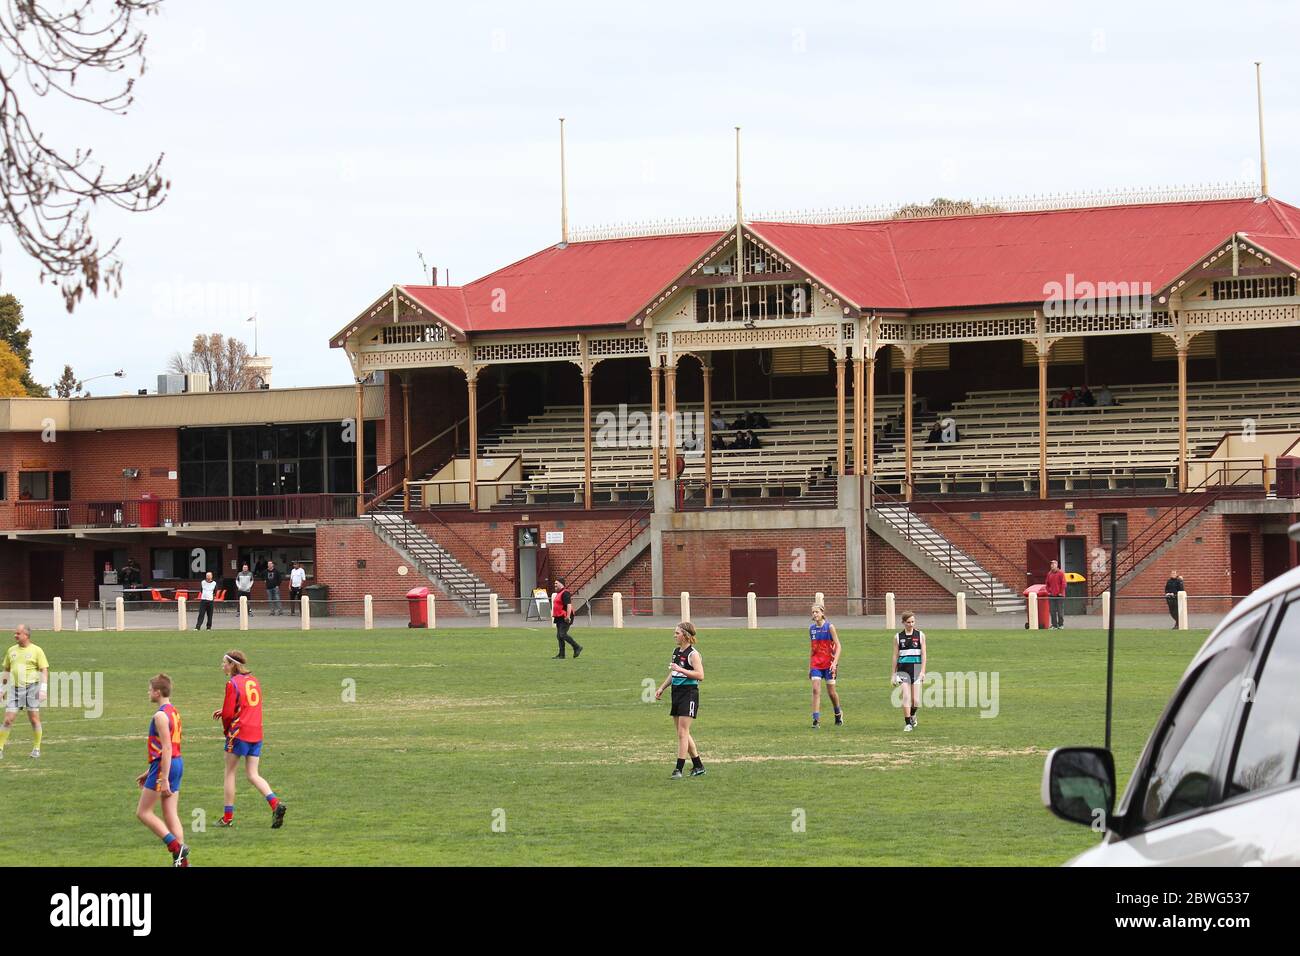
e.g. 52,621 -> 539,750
1212,276 -> 1297,301
672,322 -> 841,352
1185,303 -> 1299,329
588,335 -> 649,358
1045,311 -> 1173,335
910,315 -> 1037,342
358,344 -> 469,371
379,323 -> 449,346
473,339 -> 581,364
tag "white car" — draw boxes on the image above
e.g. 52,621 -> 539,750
1042,522 -> 1300,865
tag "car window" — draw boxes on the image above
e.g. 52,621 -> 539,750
1136,605 -> 1268,827
1226,598 -> 1300,798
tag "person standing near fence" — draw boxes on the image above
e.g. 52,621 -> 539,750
1164,571 -> 1185,629
289,562 -> 306,614
195,572 -> 217,631
550,577 -> 582,660
1045,559 -> 1067,629
0,624 -> 48,759
264,561 -> 283,617
654,621 -> 705,778
236,563 -> 254,614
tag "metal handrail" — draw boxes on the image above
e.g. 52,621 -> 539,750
563,502 -> 653,598
369,514 -> 486,612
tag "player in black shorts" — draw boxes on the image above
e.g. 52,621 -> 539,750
654,621 -> 705,779
890,611 -> 927,732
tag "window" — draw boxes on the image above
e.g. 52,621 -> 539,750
1021,339 -> 1084,366
150,547 -> 222,579
771,347 -> 829,377
1226,599 -> 1300,798
0,472 -> 6,500
1136,605 -> 1268,826
1152,332 -> 1216,360
180,422 -> 375,499
1212,275 -> 1296,301
1099,514 -> 1128,549
888,344 -> 950,371
18,472 -> 49,501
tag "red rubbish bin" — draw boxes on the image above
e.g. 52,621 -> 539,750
1022,584 -> 1050,630
406,586 -> 430,628
138,493 -> 160,528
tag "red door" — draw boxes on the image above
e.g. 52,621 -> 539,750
1025,539 -> 1057,587
1262,533 -> 1291,584
1229,533 -> 1253,597
29,551 -> 64,601
729,549 -> 778,617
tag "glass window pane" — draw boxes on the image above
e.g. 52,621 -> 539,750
179,467 -> 204,498
298,458 -> 323,494
330,458 -> 354,494
205,463 -> 229,497
1228,601 -> 1300,797
179,429 -> 204,462
231,428 -> 257,461
256,427 -> 275,460
204,429 -> 228,461
276,425 -> 299,459
232,461 -> 256,497
300,423 -> 324,458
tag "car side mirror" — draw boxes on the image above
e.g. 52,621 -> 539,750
1042,747 -> 1116,829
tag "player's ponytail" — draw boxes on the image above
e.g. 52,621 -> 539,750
224,650 -> 251,675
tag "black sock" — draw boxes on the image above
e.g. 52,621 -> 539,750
675,758 -> 686,771
691,756 -> 703,768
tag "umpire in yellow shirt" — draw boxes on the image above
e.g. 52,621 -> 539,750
1,624 -> 49,759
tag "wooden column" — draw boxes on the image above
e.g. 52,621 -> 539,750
1177,342 -> 1189,492
702,363 -> 714,507
650,364 -> 661,480
852,351 -> 865,476
467,373 -> 479,511
665,364 -> 678,480
835,357 -> 846,475
582,367 -> 593,510
1038,349 -> 1049,500
903,356 -> 914,502
354,380 -> 365,515
401,379 -> 412,463
866,355 -> 875,480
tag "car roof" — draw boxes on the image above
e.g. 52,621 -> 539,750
1184,562 -> 1300,675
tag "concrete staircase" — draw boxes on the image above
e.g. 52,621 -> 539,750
366,512 -> 497,615
868,504 -> 1024,615
572,527 -> 652,605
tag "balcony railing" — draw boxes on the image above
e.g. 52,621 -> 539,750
4,494 -> 358,531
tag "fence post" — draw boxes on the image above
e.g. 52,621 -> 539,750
956,592 -> 967,630
364,594 -> 374,630
746,591 -> 758,629
1177,590 -> 1188,631
115,596 -> 126,632
489,593 -> 500,628
612,592 -> 624,628
52,597 -> 62,633
1100,590 -> 1111,631
1027,592 -> 1039,630
814,591 -> 825,607
884,592 -> 895,630
426,593 -> 436,630
300,595 -> 311,631
239,596 -> 249,631
680,591 -> 691,622
177,596 -> 187,631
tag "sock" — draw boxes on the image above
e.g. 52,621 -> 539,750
675,758 -> 685,771
223,805 -> 234,822
833,706 -> 841,715
32,727 -> 42,750
266,792 -> 279,810
163,833 -> 181,854
813,711 -> 820,722
0,727 -> 10,751
691,755 -> 703,768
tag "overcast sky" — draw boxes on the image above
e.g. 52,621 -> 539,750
4,0 -> 1299,393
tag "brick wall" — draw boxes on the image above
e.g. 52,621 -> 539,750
0,429 -> 180,504
315,522 -> 462,615
661,526 -> 848,600
866,531 -> 954,607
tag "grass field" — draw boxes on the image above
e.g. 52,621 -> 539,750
0,625 -> 1207,866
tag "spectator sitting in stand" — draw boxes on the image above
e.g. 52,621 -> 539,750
1058,386 -> 1077,408
1095,384 -> 1116,407
752,410 -> 770,428
925,419 -> 943,444
746,430 -> 762,449
1078,385 -> 1096,407
938,417 -> 960,444
730,412 -> 748,431
710,411 -> 727,432
711,432 -> 728,450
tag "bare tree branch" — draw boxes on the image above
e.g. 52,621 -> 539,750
0,0 -> 168,311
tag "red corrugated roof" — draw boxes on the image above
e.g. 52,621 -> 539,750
1240,232 -> 1300,273
344,196 -> 1300,340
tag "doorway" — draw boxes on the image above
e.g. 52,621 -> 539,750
1058,536 -> 1086,616
516,525 -> 540,608
1229,533 -> 1253,597
729,549 -> 778,617
1262,533 -> 1292,584
29,551 -> 64,601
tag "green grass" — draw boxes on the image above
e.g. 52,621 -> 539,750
0,625 -> 1205,866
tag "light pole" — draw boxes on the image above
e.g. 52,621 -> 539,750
78,370 -> 125,395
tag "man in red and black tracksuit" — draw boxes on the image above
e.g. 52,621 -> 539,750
1045,559 -> 1067,629
551,578 -> 582,660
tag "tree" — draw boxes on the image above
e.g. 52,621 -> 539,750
0,292 -> 46,395
0,338 -> 26,396
52,363 -> 79,397
168,333 -> 255,391
0,1 -> 168,312
892,198 -> 1005,219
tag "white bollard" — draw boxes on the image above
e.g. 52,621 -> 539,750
612,592 -> 624,629
746,591 -> 758,629
177,596 -> 187,631
1100,591 -> 1111,631
956,592 -> 967,630
52,597 -> 62,632
884,592 -> 896,630
814,591 -> 825,607
489,593 -> 499,628
363,594 -> 374,630
1027,592 -> 1039,630
300,595 -> 311,631
115,596 -> 126,632
239,595 -> 249,631
680,591 -> 691,622
426,593 -> 436,630
1177,590 -> 1189,631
